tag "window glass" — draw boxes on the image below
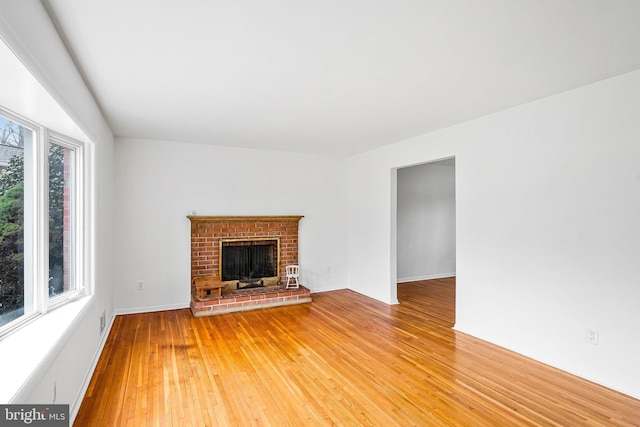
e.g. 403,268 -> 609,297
0,115 -> 34,327
48,142 -> 75,298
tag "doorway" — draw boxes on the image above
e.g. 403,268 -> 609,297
394,158 -> 456,320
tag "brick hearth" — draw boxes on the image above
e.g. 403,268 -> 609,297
188,215 -> 310,316
190,285 -> 312,317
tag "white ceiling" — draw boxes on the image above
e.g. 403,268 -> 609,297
44,0 -> 640,156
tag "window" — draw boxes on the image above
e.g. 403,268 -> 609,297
48,138 -> 78,301
0,115 -> 31,326
0,108 -> 85,336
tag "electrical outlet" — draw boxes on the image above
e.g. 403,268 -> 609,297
137,280 -> 144,290
52,381 -> 57,403
585,328 -> 599,345
99,310 -> 106,335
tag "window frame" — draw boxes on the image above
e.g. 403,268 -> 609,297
46,131 -> 85,310
0,106 -> 87,338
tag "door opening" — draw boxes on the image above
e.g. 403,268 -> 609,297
394,157 -> 456,324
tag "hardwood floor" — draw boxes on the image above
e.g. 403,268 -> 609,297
74,278 -> 640,426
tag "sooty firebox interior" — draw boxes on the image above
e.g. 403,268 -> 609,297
220,238 -> 279,283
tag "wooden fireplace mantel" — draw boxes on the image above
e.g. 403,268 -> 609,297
187,215 -> 304,223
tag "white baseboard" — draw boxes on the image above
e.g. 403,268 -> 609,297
397,273 -> 456,283
307,284 -> 348,293
114,302 -> 190,316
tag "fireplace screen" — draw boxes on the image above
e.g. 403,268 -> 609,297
220,238 -> 279,282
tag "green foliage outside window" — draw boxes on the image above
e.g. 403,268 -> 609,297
0,154 -> 24,319
0,177 -> 24,316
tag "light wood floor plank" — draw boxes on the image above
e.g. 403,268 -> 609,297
74,278 -> 640,426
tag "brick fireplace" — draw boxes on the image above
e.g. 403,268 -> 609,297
188,215 -> 311,316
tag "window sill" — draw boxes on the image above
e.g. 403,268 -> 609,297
0,295 -> 93,403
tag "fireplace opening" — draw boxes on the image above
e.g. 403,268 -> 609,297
220,238 -> 279,283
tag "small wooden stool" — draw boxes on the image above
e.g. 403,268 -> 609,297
193,276 -> 225,301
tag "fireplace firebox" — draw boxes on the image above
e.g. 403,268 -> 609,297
220,238 -> 279,284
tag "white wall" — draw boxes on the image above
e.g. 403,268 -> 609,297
113,138 -> 348,313
0,0 -> 115,417
347,69 -> 640,398
397,161 -> 456,281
